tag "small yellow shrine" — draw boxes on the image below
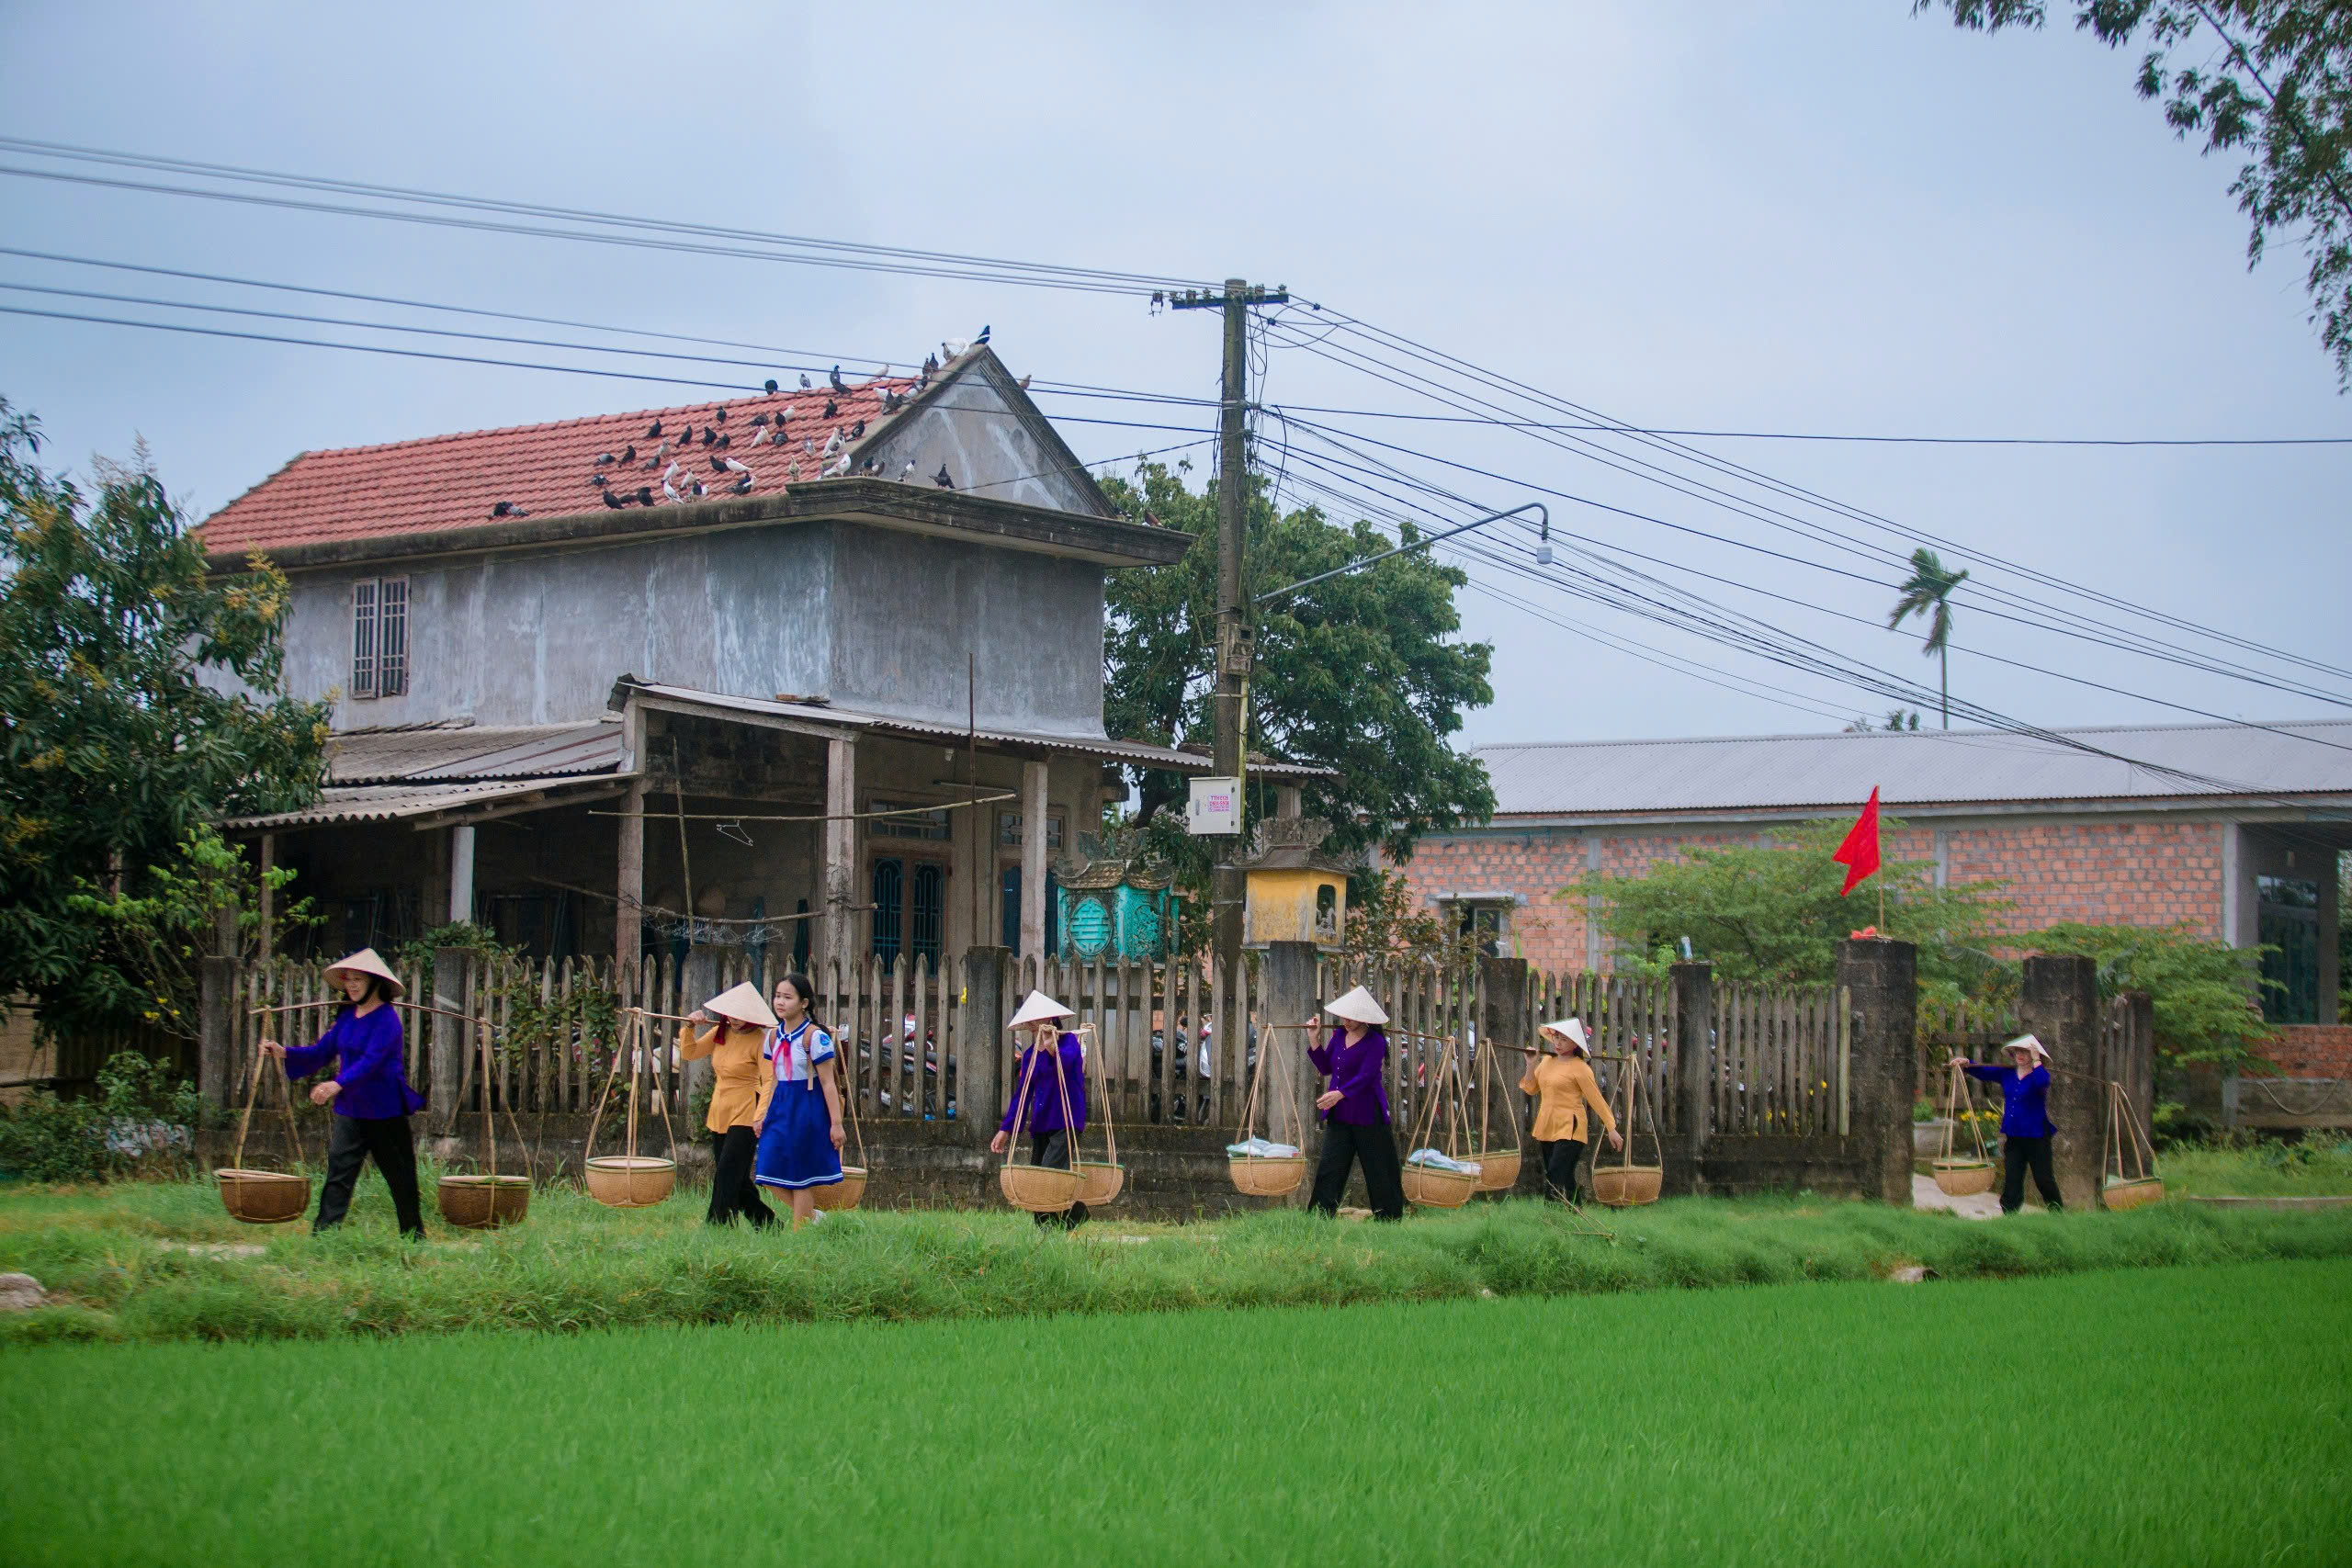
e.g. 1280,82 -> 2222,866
1238,815 -> 1351,952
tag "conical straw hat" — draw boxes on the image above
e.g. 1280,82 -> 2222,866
2004,1032 -> 2050,1063
1538,1017 -> 1590,1053
705,981 -> 779,1030
1323,986 -> 1389,1025
323,947 -> 404,998
1008,990 -> 1075,1029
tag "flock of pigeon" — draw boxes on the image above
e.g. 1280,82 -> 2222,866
485,332 -> 995,521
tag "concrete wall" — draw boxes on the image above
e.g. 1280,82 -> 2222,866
275,519 -> 1109,736
862,359 -> 1103,515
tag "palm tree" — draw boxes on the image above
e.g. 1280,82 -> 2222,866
1887,548 -> 1968,728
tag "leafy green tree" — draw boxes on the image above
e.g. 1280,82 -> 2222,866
0,400 -> 329,1037
2027,920 -> 2277,1074
1100,461 -> 1496,898
1887,548 -> 1968,728
1566,818 -> 2011,999
1918,2 -> 2352,386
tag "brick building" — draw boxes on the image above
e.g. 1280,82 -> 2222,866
1396,720 -> 2352,1034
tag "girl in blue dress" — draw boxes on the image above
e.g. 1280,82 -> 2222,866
753,972 -> 844,1227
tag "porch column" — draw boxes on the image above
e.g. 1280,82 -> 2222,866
1020,759 -> 1048,961
820,735 -> 857,975
616,777 -> 645,973
448,824 -> 476,927
2320,852 -> 2341,1026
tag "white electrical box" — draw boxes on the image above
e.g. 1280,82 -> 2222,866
1186,776 -> 1242,835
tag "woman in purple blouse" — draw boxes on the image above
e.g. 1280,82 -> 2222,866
259,948 -> 426,1238
989,990 -> 1091,1229
1306,986 -> 1405,1220
1951,1033 -> 2064,1215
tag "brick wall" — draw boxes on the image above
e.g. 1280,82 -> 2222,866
2258,1024 -> 2352,1079
1396,816 -> 2228,972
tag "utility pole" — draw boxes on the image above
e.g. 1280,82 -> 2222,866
1169,277 -> 1286,1076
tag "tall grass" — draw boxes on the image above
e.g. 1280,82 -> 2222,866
5,1170 -> 2351,1346
2164,1136 -> 2352,1197
0,1260 -> 2345,1566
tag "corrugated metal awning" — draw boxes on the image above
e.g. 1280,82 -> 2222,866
227,773 -> 626,830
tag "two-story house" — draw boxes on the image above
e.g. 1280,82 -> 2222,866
203,344 -> 1304,975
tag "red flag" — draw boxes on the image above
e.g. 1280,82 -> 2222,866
1831,788 -> 1882,897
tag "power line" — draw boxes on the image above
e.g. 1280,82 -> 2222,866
0,136 -> 1210,295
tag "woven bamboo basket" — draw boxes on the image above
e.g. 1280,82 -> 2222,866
1076,1159 -> 1125,1206
436,1173 -> 531,1230
1591,1164 -> 1663,1207
1472,1148 -> 1522,1192
583,1155 -> 675,1208
2103,1174 -> 2165,1212
1932,1158 -> 1997,1197
1001,1162 -> 1084,1213
1402,1161 -> 1479,1209
813,1167 -> 867,1212
216,1168 -> 311,1224
1228,1154 -> 1306,1196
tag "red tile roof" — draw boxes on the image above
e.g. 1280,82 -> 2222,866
198,374 -> 924,556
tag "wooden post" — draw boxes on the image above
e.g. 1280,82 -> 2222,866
198,955 -> 236,1108
962,946 -> 1010,1142
2020,953 -> 2103,1211
1261,940 -> 1321,1208
1477,954 -> 1529,1182
1836,938 -> 1917,1206
256,833 -> 276,964
821,736 -> 857,975
1671,960 -> 1714,1194
1019,759 -> 1048,959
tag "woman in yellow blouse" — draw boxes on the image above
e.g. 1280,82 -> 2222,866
679,980 -> 780,1228
1518,1018 -> 1622,1203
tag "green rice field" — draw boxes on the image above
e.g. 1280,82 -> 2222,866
6,1173 -> 2352,1345
2,1258 -> 2344,1567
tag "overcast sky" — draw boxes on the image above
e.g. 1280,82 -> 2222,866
5,1 -> 2345,751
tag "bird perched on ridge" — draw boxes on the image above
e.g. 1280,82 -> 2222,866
799,372 -> 812,389
850,419 -> 865,439
635,486 -> 653,505
899,458 -> 914,482
647,420 -> 663,438
975,324 -> 990,345
714,407 -> 728,423
822,428 -> 843,456
602,487 -> 627,509
1017,375 -> 1031,390
731,474 -> 752,494
822,399 -> 838,419
933,463 -> 954,489
829,366 -> 847,394
942,338 -> 968,359
764,378 -> 780,394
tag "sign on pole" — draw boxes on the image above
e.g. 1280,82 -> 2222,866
1186,776 -> 1241,836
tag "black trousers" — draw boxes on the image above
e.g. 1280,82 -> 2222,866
1030,1131 -> 1088,1228
315,1113 -> 424,1237
706,1124 -> 775,1228
2001,1134 -> 2064,1214
1309,1118 -> 1405,1220
1539,1137 -> 1589,1202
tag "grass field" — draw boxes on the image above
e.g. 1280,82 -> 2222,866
1,1259 -> 2344,1567
2165,1137 -> 2352,1197
6,1171 -> 2352,1346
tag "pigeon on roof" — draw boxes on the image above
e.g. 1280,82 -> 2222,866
635,486 -> 652,505
602,487 -> 627,509
822,428 -> 843,457
943,338 -> 968,358
822,399 -> 838,419
829,366 -> 847,394
721,456 -> 751,475
899,459 -> 914,482
975,325 -> 990,345
591,473 -> 608,488
823,454 -> 852,477
934,463 -> 955,489
621,443 -> 636,463
779,405 -> 795,422
788,460 -> 801,481
763,378 -> 779,394
850,419 -> 865,438
647,421 -> 663,438
714,408 -> 728,423
799,372 -> 812,389
1017,375 -> 1031,390
732,474 -> 752,494
751,412 -> 768,427
595,451 -> 615,465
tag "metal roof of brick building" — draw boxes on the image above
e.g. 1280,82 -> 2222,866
1475,720 -> 2352,820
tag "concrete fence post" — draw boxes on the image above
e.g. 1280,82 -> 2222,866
1262,941 -> 1323,1207
2020,953 -> 2103,1210
1671,960 -> 1714,1194
1476,955 -> 1529,1168
431,946 -> 470,1115
198,955 -> 236,1109
1836,938 -> 1917,1206
961,947 -> 1009,1139
2123,990 -> 2156,1159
